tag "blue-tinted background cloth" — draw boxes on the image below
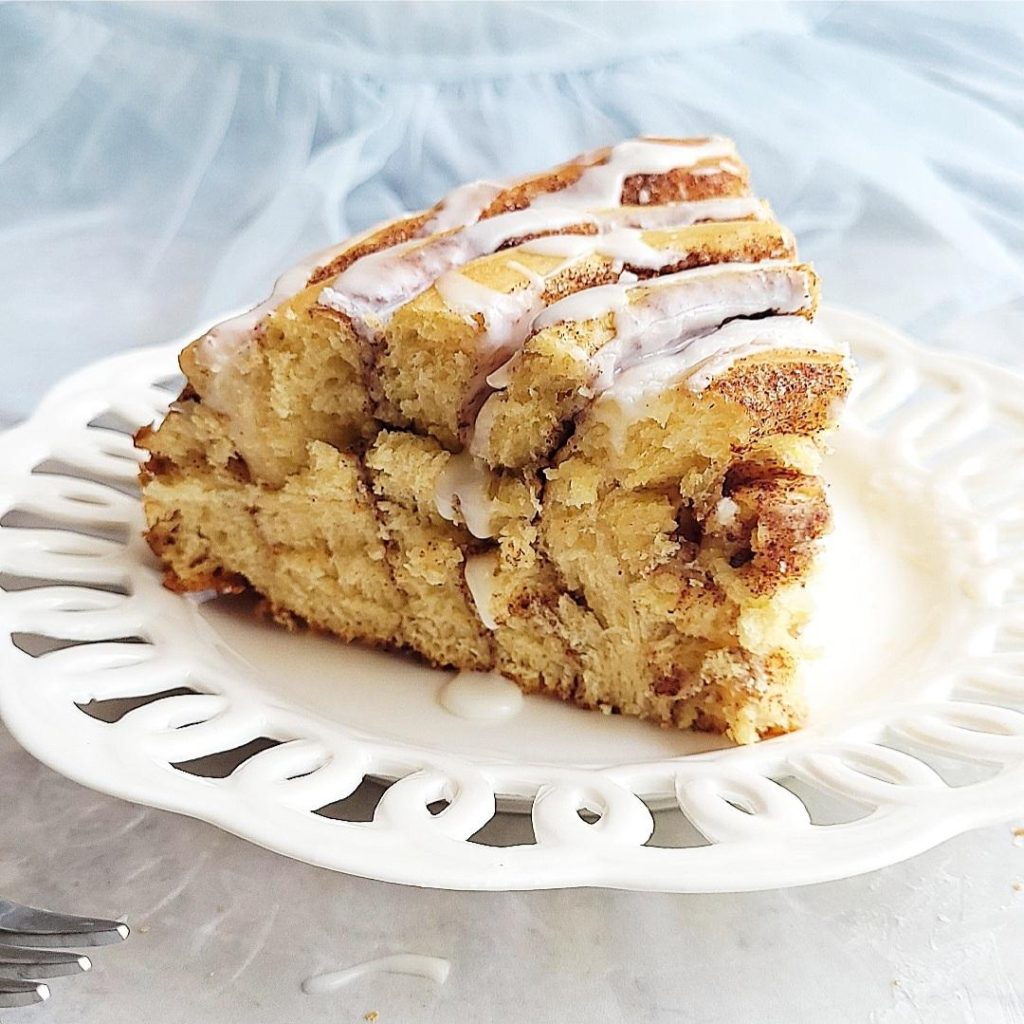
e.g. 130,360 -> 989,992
1,1 -> 1023,423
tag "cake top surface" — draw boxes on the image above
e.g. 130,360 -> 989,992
187,136 -> 849,450
191,136 -> 759,369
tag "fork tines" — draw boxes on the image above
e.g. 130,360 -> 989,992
0,977 -> 51,1008
0,900 -> 128,1007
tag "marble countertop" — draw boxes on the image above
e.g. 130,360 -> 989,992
2,3 -> 1024,1020
2,719 -> 1023,1023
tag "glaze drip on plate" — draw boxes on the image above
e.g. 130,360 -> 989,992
439,671 -> 524,721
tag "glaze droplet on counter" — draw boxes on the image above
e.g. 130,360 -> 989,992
302,954 -> 452,995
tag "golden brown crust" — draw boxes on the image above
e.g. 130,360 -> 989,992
134,422 -> 157,456
307,142 -> 749,288
142,510 -> 249,596
481,160 -> 749,217
706,351 -> 850,438
308,211 -> 434,285
622,166 -> 749,205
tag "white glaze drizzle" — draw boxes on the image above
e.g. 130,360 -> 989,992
439,671 -> 524,721
434,217 -> 788,398
188,201 -> 435,372
435,262 -> 551,357
463,550 -> 500,630
302,955 -> 451,995
469,392 -> 512,460
434,451 -> 497,539
319,139 -> 746,335
588,316 -> 845,448
318,196 -> 764,344
193,241 -> 354,371
535,260 -> 815,391
432,233 -> 605,366
484,355 -> 518,391
532,137 -> 738,209
197,139 -> 746,370
421,179 -> 504,234
206,185 -> 502,361
682,316 -> 846,391
318,235 -> 464,338
317,206 -> 599,332
691,321 -> 811,393
468,262 -> 814,461
598,196 -> 767,229
519,227 -> 687,269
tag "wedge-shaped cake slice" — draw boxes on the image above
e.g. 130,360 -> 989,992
138,136 -> 852,744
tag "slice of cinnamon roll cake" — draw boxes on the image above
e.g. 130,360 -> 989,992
138,137 -> 852,744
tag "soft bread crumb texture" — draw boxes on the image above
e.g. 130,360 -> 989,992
138,138 -> 851,745
138,353 -> 847,744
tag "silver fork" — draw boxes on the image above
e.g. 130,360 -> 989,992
0,900 -> 128,1008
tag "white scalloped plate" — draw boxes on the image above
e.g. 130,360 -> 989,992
1,307 -> 1023,892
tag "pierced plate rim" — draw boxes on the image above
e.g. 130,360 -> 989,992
1,304 -> 1022,892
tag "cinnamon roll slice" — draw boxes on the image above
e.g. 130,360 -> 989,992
138,137 -> 851,744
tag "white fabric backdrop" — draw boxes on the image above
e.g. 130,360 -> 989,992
1,1 -> 1023,424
